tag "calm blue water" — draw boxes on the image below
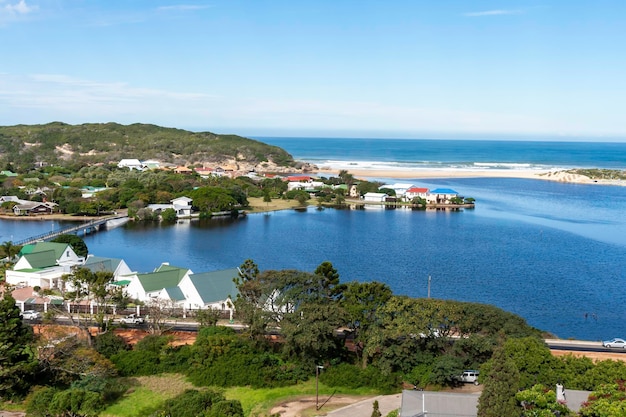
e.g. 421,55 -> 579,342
2,138 -> 626,341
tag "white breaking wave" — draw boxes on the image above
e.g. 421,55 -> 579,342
318,159 -> 560,171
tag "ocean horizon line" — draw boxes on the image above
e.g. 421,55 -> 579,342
252,135 -> 626,145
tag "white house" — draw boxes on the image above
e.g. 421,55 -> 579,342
363,192 -> 388,203
0,195 -> 26,204
379,183 -> 415,199
405,187 -> 429,201
146,196 -> 194,218
82,255 -> 134,280
123,263 -> 193,302
120,263 -> 239,311
177,268 -> 239,310
172,196 -> 193,217
6,242 -> 84,289
426,188 -> 460,204
117,159 -> 144,170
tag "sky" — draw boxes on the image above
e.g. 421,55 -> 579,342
1,0 -> 625,140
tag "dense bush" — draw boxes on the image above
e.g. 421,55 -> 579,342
93,332 -> 130,358
320,363 -> 401,393
187,326 -> 304,388
152,389 -> 234,417
109,335 -> 190,376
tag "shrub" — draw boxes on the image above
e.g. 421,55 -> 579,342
320,363 -> 401,393
93,332 -> 130,358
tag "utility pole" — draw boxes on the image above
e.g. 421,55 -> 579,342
316,365 -> 324,410
428,275 -> 431,298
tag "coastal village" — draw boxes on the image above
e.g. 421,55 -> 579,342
1,157 -> 474,322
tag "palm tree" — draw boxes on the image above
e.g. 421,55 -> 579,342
1,241 -> 19,262
338,170 -> 355,187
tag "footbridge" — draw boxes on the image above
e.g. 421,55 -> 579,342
14,215 -> 129,246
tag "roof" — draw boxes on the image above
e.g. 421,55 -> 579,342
83,256 -> 122,273
407,187 -> 429,193
187,268 -> 240,305
137,264 -> 189,293
430,188 -> 458,194
287,175 -> 312,182
364,192 -> 388,197
20,250 -> 59,268
162,286 -> 186,301
401,390 -> 479,417
19,242 -> 69,259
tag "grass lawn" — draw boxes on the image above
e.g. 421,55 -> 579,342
99,373 -> 379,417
101,374 -> 194,417
246,197 -> 309,213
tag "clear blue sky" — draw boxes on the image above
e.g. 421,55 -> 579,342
1,0 -> 625,140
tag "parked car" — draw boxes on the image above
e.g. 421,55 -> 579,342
602,338 -> 626,348
21,310 -> 41,320
456,370 -> 480,385
119,314 -> 144,324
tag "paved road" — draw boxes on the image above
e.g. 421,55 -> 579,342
323,394 -> 402,417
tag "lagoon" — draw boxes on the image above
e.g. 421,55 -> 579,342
3,177 -> 626,341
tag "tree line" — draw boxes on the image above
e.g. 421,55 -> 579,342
3,257 -> 626,416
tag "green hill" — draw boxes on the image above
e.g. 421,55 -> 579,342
0,122 -> 301,172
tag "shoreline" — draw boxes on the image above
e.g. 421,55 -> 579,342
316,167 -> 626,186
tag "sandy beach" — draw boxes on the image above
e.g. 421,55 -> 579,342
316,167 -> 626,186
318,167 -> 547,180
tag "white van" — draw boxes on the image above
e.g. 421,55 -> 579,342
457,370 -> 480,385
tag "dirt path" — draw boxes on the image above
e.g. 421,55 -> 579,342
270,395 -> 372,417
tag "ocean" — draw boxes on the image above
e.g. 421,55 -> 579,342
255,137 -> 626,172
2,138 -> 626,341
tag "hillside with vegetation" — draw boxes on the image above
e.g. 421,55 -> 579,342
3,259 -> 626,416
0,122 -> 308,173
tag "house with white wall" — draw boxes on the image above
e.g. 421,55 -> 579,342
426,188 -> 460,204
5,242 -> 84,289
82,255 -> 134,279
405,187 -> 429,201
117,159 -> 144,170
363,192 -> 388,203
146,196 -> 194,218
178,268 -> 240,310
123,263 -> 192,303
120,263 -> 239,311
379,183 -> 415,199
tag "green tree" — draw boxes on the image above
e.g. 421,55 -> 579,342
0,292 -> 38,400
280,300 -> 347,364
579,382 -> 626,417
313,261 -> 343,299
429,354 -> 465,386
338,170 -> 355,187
0,240 -> 21,262
516,384 -> 572,417
477,345 -> 522,417
263,189 -> 272,207
161,207 -> 178,222
340,281 -> 392,367
232,259 -> 272,342
52,234 -> 89,258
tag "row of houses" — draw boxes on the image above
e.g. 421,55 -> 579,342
5,241 -> 239,313
284,177 -> 463,204
117,158 -> 243,178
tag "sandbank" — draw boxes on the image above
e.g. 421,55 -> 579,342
317,167 -> 545,180
316,167 -> 626,186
